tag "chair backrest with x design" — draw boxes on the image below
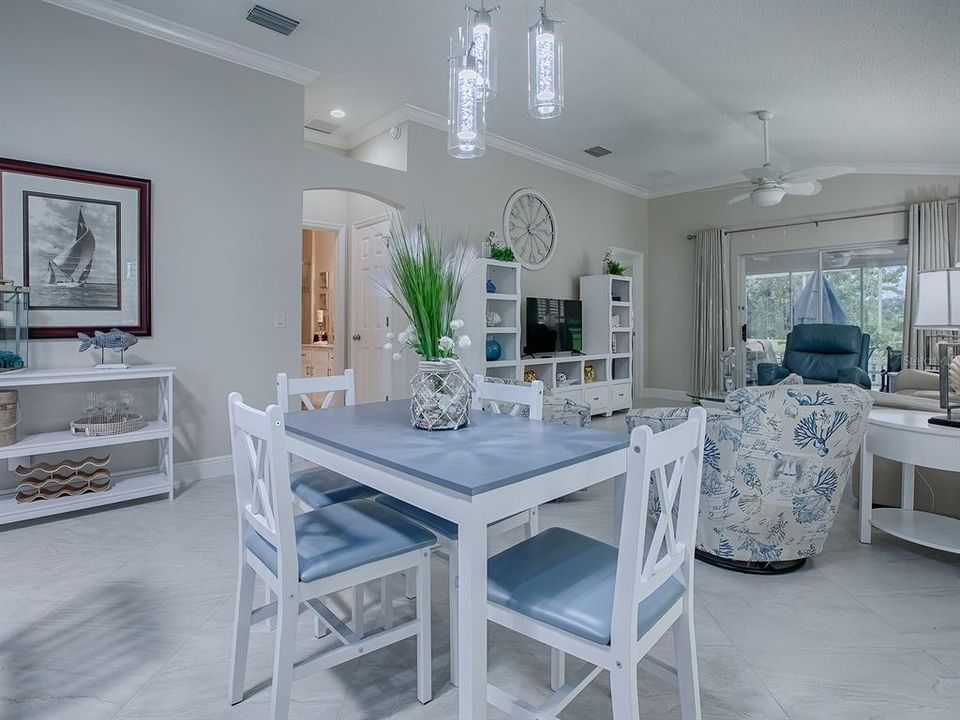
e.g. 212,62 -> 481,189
471,375 -> 545,421
228,392 -> 298,587
277,370 -> 356,413
612,406 -> 706,647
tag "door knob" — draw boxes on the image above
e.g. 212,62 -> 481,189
352,333 -> 361,341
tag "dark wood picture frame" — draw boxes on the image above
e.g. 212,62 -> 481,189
0,158 -> 151,338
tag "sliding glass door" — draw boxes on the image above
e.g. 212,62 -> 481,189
742,242 -> 907,386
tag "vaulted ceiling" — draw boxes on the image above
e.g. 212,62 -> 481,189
100,0 -> 960,196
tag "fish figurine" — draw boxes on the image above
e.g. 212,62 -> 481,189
78,329 -> 139,353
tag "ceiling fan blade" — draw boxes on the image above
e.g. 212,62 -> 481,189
782,180 -> 823,196
741,165 -> 783,183
780,166 -> 856,183
727,190 -> 754,205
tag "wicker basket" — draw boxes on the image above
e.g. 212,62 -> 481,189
70,413 -> 147,437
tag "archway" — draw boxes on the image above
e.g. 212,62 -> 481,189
301,187 -> 405,403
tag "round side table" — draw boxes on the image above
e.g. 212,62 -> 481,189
859,408 -> 960,553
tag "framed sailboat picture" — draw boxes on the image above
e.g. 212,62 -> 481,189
0,158 -> 151,338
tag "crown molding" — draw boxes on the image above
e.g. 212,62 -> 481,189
345,105 -> 416,149
645,165 -> 960,200
43,0 -> 320,85
342,104 -> 652,198
304,127 -> 349,150
852,163 -> 960,177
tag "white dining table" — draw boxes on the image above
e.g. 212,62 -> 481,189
285,400 -> 628,719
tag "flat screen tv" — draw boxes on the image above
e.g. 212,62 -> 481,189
524,298 -> 582,355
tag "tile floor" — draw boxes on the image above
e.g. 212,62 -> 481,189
1,411 -> 958,720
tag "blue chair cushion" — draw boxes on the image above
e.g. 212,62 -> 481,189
290,466 -> 376,509
374,495 -> 458,540
486,527 -> 685,645
245,499 -> 436,583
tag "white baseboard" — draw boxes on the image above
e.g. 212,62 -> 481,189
640,387 -> 690,402
175,454 -> 232,483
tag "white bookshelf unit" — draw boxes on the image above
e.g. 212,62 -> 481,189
460,259 -> 522,382
0,365 -> 175,525
576,274 -> 635,416
461,265 -> 636,416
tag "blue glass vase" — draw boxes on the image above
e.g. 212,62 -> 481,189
486,279 -> 496,293
485,338 -> 502,362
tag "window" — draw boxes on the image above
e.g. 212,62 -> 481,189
743,242 -> 907,385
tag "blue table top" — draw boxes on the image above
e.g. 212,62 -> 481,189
285,400 -> 628,497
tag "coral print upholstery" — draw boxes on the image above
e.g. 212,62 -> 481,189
626,382 -> 872,563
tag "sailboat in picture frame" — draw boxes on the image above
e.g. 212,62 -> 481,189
0,157 -> 151,339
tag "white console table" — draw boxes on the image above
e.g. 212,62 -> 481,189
859,408 -> 960,554
0,365 -> 175,525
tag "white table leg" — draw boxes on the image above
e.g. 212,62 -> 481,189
458,516 -> 488,720
859,439 -> 873,544
901,463 -> 915,511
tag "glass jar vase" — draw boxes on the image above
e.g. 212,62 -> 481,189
409,359 -> 471,430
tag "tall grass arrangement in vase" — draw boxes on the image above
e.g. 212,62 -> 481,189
374,214 -> 479,430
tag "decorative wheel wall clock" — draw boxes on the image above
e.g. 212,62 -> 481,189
502,188 -> 557,270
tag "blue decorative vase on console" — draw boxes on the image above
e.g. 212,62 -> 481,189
486,338 -> 502,362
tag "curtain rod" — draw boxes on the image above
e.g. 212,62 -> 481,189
686,197 -> 959,240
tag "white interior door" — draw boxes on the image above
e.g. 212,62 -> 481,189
349,217 -> 392,403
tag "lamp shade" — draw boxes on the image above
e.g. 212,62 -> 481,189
914,267 -> 960,329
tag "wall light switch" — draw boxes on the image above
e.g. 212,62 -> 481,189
274,311 -> 286,328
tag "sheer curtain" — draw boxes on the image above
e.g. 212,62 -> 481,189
691,228 -> 732,395
902,200 -> 954,368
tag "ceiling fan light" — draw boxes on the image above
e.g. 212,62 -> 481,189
751,186 -> 786,207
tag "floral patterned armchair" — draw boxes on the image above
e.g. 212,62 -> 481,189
626,382 -> 872,571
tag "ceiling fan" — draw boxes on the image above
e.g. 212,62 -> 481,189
729,111 -> 856,207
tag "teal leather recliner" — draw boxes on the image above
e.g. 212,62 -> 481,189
757,324 -> 872,389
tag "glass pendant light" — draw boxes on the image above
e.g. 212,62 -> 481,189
527,0 -> 563,119
468,3 -> 498,100
447,27 -> 486,159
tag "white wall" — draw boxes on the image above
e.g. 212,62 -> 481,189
301,122 -> 648,397
0,2 -> 304,478
646,175 -> 960,392
348,121 -> 408,172
2,2 -> 647,483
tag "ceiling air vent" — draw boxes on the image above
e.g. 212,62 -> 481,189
246,5 -> 300,36
584,146 -> 612,158
304,118 -> 338,134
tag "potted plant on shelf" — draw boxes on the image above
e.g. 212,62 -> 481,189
376,214 -> 478,430
603,248 -> 626,276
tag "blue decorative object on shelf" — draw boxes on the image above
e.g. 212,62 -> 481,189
486,338 -> 502,362
78,328 -> 139,368
486,279 -> 496,293
0,351 -> 24,370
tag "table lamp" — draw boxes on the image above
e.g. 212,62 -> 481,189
913,267 -> 960,428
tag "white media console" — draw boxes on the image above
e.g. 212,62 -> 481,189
460,262 -> 636,416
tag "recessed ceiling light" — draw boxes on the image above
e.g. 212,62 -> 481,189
329,108 -> 346,119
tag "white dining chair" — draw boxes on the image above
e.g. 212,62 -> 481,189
227,392 -> 436,720
274,371 -> 375,635
375,376 -> 545,687
483,406 -> 707,720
